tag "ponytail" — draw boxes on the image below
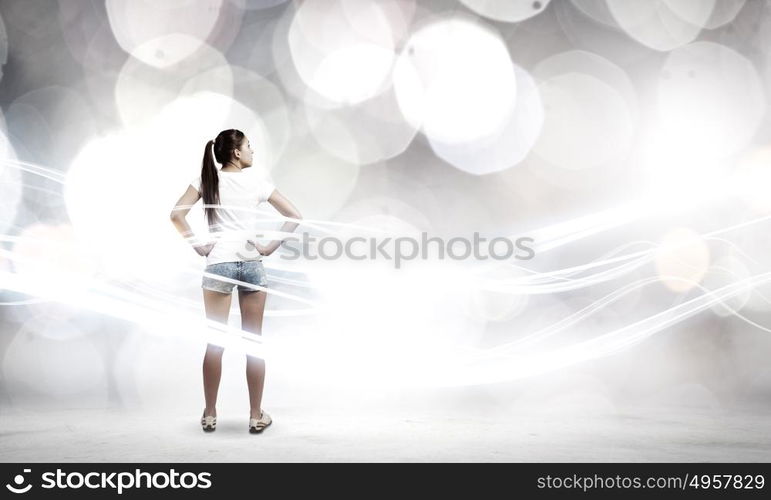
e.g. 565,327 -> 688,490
201,139 -> 220,228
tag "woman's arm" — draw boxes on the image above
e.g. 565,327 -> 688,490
258,189 -> 303,256
170,185 -> 214,256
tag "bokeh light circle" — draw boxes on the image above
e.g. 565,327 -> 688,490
106,0 -> 224,68
460,0 -> 551,23
657,41 -> 765,161
288,0 -> 398,105
394,16 -> 518,145
428,64 -> 543,175
533,73 -> 634,170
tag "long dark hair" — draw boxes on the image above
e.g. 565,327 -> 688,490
201,129 -> 245,228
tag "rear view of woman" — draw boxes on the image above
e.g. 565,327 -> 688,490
170,129 -> 302,434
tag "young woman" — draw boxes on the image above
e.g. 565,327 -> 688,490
170,129 -> 302,434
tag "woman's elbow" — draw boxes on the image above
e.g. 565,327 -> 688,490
170,209 -> 184,222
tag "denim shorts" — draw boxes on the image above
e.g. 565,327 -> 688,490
202,260 -> 268,294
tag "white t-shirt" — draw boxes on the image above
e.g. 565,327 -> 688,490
190,169 -> 276,265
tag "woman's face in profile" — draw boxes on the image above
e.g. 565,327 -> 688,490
237,138 -> 254,167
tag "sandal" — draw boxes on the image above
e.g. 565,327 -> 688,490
201,410 -> 216,432
249,410 -> 272,433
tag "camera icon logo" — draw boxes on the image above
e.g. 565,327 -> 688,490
5,469 -> 32,494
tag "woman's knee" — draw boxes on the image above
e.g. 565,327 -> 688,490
206,343 -> 225,355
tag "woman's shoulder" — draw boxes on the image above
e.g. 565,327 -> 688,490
245,168 -> 274,185
245,169 -> 275,202
189,175 -> 202,193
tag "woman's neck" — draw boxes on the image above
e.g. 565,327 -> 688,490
221,162 -> 247,172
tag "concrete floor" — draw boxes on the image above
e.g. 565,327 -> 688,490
1,404 -> 769,462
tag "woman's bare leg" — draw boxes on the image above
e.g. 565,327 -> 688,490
238,289 -> 267,419
202,288 -> 232,417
